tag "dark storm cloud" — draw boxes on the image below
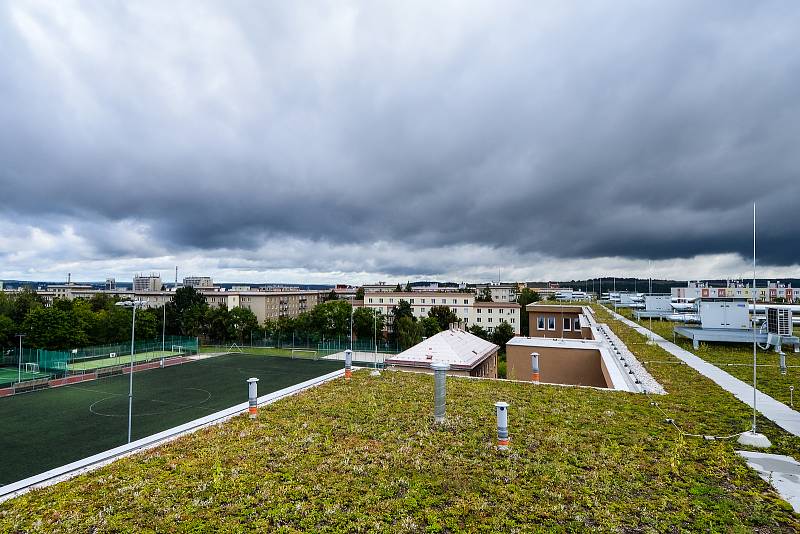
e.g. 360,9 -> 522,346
1,0 -> 799,271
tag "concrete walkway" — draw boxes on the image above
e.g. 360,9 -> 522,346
738,451 -> 800,512
608,309 -> 800,437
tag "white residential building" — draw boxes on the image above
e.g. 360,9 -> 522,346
360,291 -> 521,334
473,282 -> 519,303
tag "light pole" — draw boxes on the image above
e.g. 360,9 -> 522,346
162,303 -> 166,354
116,300 -> 145,444
15,334 -> 25,383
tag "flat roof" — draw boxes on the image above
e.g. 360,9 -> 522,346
526,304 -> 585,313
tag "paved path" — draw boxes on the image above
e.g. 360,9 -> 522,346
608,308 -> 800,437
738,451 -> 800,512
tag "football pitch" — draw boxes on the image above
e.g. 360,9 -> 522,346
0,353 -> 341,485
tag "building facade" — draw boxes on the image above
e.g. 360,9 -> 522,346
359,291 -> 521,334
473,282 -> 518,303
672,281 -> 800,303
183,276 -> 214,288
133,274 -> 162,292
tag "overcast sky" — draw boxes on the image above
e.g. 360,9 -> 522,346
1,1 -> 799,285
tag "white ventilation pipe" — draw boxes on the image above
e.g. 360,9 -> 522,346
344,349 -> 353,381
431,362 -> 450,423
780,352 -> 787,375
247,377 -> 259,419
495,401 -> 509,450
531,352 -> 540,384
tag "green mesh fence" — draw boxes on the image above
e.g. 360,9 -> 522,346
69,336 -> 199,364
317,339 -> 400,355
0,336 -> 199,386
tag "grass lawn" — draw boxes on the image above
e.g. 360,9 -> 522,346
622,307 -> 800,411
0,354 -> 341,485
1,308 -> 800,531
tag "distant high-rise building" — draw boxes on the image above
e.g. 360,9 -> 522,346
183,276 -> 214,288
105,278 -> 116,291
133,273 -> 162,292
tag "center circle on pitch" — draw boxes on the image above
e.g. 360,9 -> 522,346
89,387 -> 212,417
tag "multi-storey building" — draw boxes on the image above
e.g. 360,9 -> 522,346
473,282 -> 519,303
183,276 -> 214,288
359,291 -> 520,335
672,281 -> 800,303
15,285 -> 324,324
133,274 -> 162,292
472,302 -> 521,333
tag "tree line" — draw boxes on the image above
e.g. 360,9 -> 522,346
0,285 -> 539,352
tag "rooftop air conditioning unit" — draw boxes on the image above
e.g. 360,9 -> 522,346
767,308 -> 792,336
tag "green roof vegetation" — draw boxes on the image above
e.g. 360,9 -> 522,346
1,307 -> 799,531
626,308 -> 800,415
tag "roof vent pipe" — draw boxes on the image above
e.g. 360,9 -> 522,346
431,362 -> 450,423
247,377 -> 259,419
531,352 -> 540,384
495,401 -> 510,450
344,349 -> 352,381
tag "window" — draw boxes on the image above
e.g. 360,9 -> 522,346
563,317 -> 571,331
463,299 -> 468,304
574,317 -> 580,330
452,299 -> 457,304
421,299 -> 425,304
537,316 -> 545,330
487,308 -> 492,313
488,317 -> 493,323
379,298 -> 383,303
463,308 -> 469,315
431,299 -> 436,304
511,318 -> 515,323
390,298 -> 394,304
477,317 -> 481,323
421,307 -> 426,313
547,316 -> 556,330
410,299 -> 415,304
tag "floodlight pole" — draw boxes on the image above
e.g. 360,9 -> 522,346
162,303 -> 166,354
15,334 -> 25,383
350,304 -> 354,351
129,303 -> 137,444
752,203 -> 757,434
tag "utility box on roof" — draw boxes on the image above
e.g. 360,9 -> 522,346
644,296 -> 671,312
699,300 -> 750,330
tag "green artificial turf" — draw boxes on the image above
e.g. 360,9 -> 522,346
68,349 -> 182,371
0,354 -> 341,485
1,308 -> 800,531
0,368 -> 50,387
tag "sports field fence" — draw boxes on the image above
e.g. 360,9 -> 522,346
0,336 -> 199,388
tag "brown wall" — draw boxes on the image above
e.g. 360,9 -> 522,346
528,311 -> 584,339
506,345 -> 610,388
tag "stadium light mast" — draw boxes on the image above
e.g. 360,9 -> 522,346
116,299 -> 145,444
15,333 -> 25,383
162,302 -> 166,354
